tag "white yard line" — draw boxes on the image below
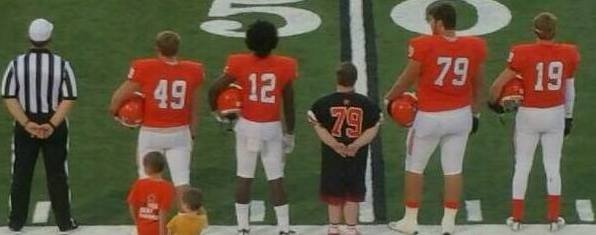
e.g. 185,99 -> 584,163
249,200 -> 266,222
576,199 -> 595,222
464,200 -> 483,222
31,201 -> 51,224
349,0 -> 375,223
8,225 -> 596,235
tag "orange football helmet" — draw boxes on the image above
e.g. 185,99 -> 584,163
117,92 -> 144,128
499,77 -> 524,108
217,84 -> 242,120
388,92 -> 418,128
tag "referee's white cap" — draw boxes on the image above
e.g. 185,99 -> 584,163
29,18 -> 53,42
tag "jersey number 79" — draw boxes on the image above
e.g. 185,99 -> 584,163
330,107 -> 363,138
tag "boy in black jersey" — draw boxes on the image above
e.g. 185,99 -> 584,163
307,62 -> 381,235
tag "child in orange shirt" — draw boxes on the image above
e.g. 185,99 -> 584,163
128,152 -> 175,235
168,187 -> 209,235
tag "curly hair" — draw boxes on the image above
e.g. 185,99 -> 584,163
245,20 -> 278,58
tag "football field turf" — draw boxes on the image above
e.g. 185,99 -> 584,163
0,0 -> 595,230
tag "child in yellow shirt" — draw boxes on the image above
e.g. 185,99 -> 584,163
168,187 -> 208,235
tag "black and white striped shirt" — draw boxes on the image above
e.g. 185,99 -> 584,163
1,48 -> 77,114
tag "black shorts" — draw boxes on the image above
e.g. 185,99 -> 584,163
320,147 -> 368,205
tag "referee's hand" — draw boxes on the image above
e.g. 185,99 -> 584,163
24,122 -> 43,139
39,123 -> 55,139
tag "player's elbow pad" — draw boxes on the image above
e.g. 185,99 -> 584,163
565,79 -> 575,118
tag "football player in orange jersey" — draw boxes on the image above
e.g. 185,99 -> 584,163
208,20 -> 297,235
384,2 -> 487,234
109,31 -> 204,208
489,12 -> 580,232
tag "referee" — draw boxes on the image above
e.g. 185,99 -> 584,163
1,18 -> 78,233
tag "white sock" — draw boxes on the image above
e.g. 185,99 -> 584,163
235,203 -> 250,230
274,204 -> 290,232
442,208 -> 458,226
404,206 -> 419,224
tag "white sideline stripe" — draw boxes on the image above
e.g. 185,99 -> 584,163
465,200 -> 483,222
7,225 -> 596,235
349,0 -> 374,223
576,199 -> 595,222
249,200 -> 265,222
32,201 -> 51,224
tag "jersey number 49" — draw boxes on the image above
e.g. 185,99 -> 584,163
154,79 -> 187,110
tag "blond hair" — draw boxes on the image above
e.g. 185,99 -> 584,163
533,12 -> 557,40
156,30 -> 180,57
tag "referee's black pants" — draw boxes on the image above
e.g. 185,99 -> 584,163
8,114 -> 75,231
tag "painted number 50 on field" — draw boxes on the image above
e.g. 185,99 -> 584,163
200,0 -> 322,38
201,0 -> 511,38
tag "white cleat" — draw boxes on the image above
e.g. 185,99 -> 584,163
506,217 -> 522,232
388,219 -> 418,235
549,217 -> 566,232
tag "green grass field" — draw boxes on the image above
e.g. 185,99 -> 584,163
0,0 -> 595,227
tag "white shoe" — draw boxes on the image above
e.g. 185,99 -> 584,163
506,217 -> 522,232
388,219 -> 418,234
441,217 -> 456,235
344,227 -> 361,235
549,217 -> 566,232
327,225 -> 340,235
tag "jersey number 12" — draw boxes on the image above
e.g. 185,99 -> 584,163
248,73 -> 276,104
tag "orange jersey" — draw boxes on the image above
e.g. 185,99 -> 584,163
409,35 -> 487,112
127,178 -> 175,235
508,42 -> 580,108
129,58 -> 204,128
225,53 -> 298,122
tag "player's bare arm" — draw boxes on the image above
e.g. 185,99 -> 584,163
489,68 -> 517,103
109,80 -> 141,116
346,122 -> 380,157
471,64 -> 486,115
282,82 -> 295,134
312,124 -> 347,158
128,205 -> 138,223
385,59 -> 421,101
191,87 -> 202,138
207,74 -> 235,113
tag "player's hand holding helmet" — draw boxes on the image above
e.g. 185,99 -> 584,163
499,76 -> 524,112
214,83 -> 242,123
387,92 -> 418,128
488,76 -> 524,114
116,92 -> 145,128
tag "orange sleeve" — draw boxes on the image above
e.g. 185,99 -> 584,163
159,183 -> 176,210
128,61 -> 144,84
507,46 -> 524,73
126,181 -> 139,206
408,37 -> 428,62
224,56 -> 240,81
